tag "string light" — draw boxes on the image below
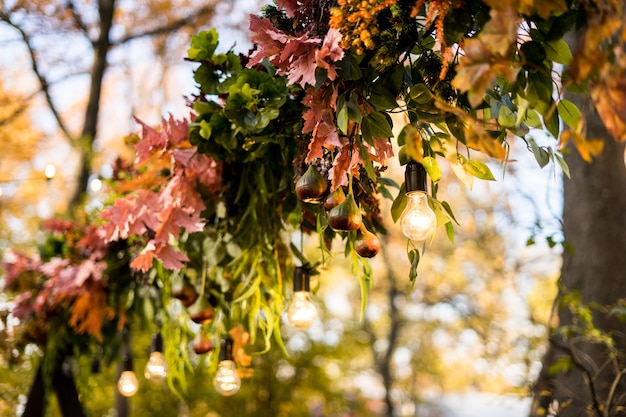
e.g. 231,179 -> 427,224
213,338 -> 241,396
44,164 -> 56,180
117,355 -> 139,397
118,332 -> 139,397
400,161 -> 437,242
145,332 -> 167,382
286,266 -> 318,330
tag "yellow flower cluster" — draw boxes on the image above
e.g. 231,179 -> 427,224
329,0 -> 397,54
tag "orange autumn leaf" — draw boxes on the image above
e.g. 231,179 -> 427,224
590,68 -> 626,142
229,325 -> 253,367
67,284 -> 115,342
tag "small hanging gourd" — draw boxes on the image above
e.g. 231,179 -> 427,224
328,193 -> 362,232
355,225 -> 380,258
295,165 -> 328,204
323,187 -> 346,211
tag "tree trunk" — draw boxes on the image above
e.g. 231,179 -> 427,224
69,0 -> 116,210
22,361 -> 87,417
530,78 -> 626,415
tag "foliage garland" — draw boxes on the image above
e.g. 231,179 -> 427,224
3,0 -> 626,396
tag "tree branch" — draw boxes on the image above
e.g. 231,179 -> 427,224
0,101 -> 28,127
550,336 -> 603,417
67,0 -> 90,39
111,4 -> 216,46
0,13 -> 74,142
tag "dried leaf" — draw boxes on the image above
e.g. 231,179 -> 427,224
590,70 -> 626,141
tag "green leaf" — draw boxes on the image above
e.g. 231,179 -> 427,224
370,84 -> 399,110
377,177 -> 400,188
337,103 -> 349,134
529,138 -> 550,168
525,109 -> 543,128
441,200 -> 460,225
337,52 -> 363,80
409,84 -> 433,104
398,146 -> 412,165
445,221 -> 455,243
545,105 -> 560,138
199,120 -> 212,139
361,112 -> 394,143
544,39 -> 573,65
498,106 -> 516,128
464,160 -> 496,180
520,40 -> 547,66
557,99 -> 581,130
549,355 -> 573,375
554,152 -> 571,178
408,249 -> 420,282
391,184 -> 407,223
187,29 -> 219,61
357,140 -> 377,182
422,156 -> 442,182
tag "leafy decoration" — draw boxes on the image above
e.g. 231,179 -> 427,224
4,0 -> 626,386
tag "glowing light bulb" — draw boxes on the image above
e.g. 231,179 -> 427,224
145,351 -> 167,381
214,359 -> 241,396
89,177 -> 102,192
145,333 -> 167,381
400,162 -> 436,242
44,164 -> 56,180
400,191 -> 437,241
214,338 -> 241,396
117,370 -> 139,397
286,266 -> 317,330
287,291 -> 318,330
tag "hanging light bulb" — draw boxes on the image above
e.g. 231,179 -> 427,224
117,353 -> 139,397
213,338 -> 241,396
400,161 -> 437,242
44,164 -> 56,180
286,266 -> 318,330
145,332 -> 168,382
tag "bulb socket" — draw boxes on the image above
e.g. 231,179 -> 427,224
123,353 -> 134,372
219,338 -> 234,362
405,161 -> 428,193
151,333 -> 164,353
293,266 -> 310,292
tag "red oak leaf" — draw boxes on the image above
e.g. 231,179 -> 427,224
2,251 -> 41,290
163,114 -> 188,146
316,28 -> 344,80
42,219 -> 74,234
13,291 -> 34,319
77,225 -> 109,255
131,242 -> 156,272
134,117 -> 168,163
39,258 -> 69,277
369,136 -> 394,163
155,244 -> 189,270
331,143 -> 361,190
276,0 -> 299,17
248,16 -> 289,68
306,110 -> 342,162
99,198 -> 137,241
284,38 -> 321,87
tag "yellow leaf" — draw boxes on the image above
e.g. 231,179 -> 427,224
450,157 -> 475,189
453,39 -> 520,108
403,124 -> 423,162
560,130 -> 605,162
531,0 -> 567,19
479,8 -> 520,57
